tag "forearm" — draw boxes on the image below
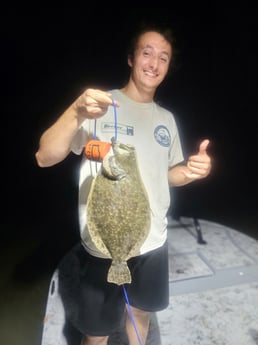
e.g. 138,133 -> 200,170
35,103 -> 85,167
35,88 -> 119,167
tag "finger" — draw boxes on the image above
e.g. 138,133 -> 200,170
86,89 -> 120,107
198,139 -> 210,155
188,154 -> 211,164
183,170 -> 204,180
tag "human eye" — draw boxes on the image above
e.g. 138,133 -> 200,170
143,49 -> 151,57
160,55 -> 169,63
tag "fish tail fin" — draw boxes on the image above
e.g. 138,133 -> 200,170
107,261 -> 131,285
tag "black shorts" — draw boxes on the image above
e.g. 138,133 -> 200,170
58,241 -> 169,336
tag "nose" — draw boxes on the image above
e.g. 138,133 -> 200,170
149,55 -> 159,69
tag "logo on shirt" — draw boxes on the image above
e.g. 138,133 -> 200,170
102,122 -> 134,136
154,126 -> 171,147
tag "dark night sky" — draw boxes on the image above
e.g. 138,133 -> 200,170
3,7 -> 258,253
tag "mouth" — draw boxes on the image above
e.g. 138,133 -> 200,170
143,70 -> 159,78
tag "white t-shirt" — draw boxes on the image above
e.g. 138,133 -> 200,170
71,89 -> 184,257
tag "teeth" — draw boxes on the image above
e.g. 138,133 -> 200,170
145,71 -> 156,77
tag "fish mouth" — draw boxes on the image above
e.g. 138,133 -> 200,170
101,138 -> 135,180
111,137 -> 135,154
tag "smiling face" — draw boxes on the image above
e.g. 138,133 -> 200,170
128,31 -> 172,93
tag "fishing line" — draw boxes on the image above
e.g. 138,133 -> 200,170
112,99 -> 143,345
90,98 -> 142,344
122,284 -> 144,345
93,117 -> 97,140
112,98 -> 118,141
92,97 -> 117,145
86,99 -> 117,163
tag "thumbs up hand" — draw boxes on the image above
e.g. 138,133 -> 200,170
184,139 -> 211,180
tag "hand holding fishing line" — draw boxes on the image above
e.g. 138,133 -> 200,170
74,88 -> 119,119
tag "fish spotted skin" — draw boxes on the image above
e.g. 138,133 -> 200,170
86,140 -> 151,285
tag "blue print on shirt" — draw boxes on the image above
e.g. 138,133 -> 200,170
154,125 -> 171,147
102,122 -> 134,136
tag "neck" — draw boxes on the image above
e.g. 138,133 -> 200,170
120,79 -> 155,103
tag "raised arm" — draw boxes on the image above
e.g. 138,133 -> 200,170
35,89 -> 119,167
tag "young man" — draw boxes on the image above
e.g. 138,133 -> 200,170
36,23 -> 211,345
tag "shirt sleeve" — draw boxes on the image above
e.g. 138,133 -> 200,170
168,115 -> 185,168
71,124 -> 89,155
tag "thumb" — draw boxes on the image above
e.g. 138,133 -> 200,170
198,139 -> 210,155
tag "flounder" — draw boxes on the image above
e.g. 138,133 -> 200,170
86,138 -> 151,285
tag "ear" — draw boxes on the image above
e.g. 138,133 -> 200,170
128,54 -> 133,67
